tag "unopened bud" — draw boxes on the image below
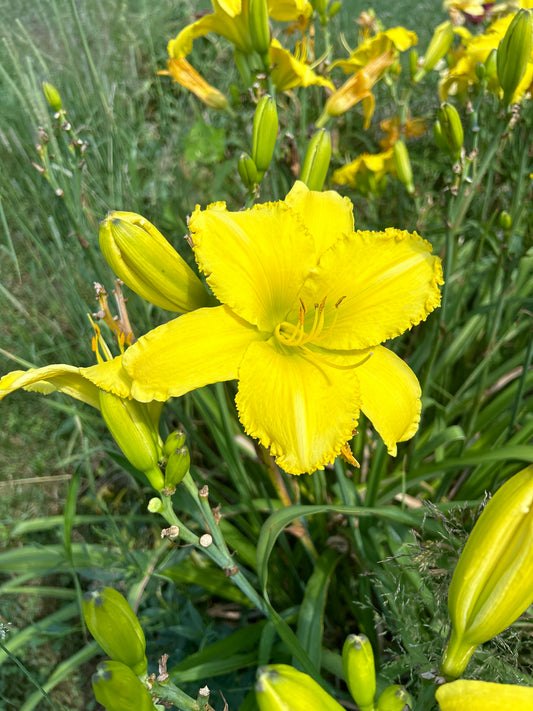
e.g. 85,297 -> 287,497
393,140 -> 414,194
484,48 -> 497,81
377,684 -> 412,711
414,20 -> 454,82
238,152 -> 259,189
249,0 -> 270,65
441,465 -> 533,679
498,211 -> 512,230
252,94 -> 278,173
409,49 -> 419,81
436,103 -> 463,160
328,2 -> 342,19
342,634 -> 376,711
42,82 -> 62,112
162,430 -> 187,458
99,212 -> 211,313
497,9 -> 533,105
256,664 -> 344,711
92,661 -> 157,711
147,497 -> 163,513
299,128 -> 331,191
99,391 -> 164,491
82,588 -> 147,675
165,446 -> 191,491
436,679 -> 533,710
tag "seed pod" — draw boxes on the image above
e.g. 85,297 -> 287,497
42,82 -> 62,112
377,684 -> 413,711
99,212 -> 211,313
82,588 -> 147,675
497,9 -> 533,105
92,661 -> 157,711
299,128 -> 332,191
99,391 -> 164,491
256,664 -> 344,711
252,94 -> 278,173
165,446 -> 191,491
393,140 -> 414,194
238,152 -> 259,189
441,465 -> 533,679
342,634 -> 376,711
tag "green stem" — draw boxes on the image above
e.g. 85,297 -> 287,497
151,680 -> 209,711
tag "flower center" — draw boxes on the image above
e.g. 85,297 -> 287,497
274,295 -> 345,348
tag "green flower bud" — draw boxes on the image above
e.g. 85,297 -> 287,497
498,211 -> 512,230
393,140 -> 414,194
147,497 -> 163,513
42,82 -> 62,112
409,49 -> 419,81
475,62 -> 486,81
162,430 -> 187,458
299,128 -> 332,191
99,391 -> 164,491
414,21 -> 454,82
441,465 -> 533,680
249,0 -> 271,65
342,634 -> 376,711
99,212 -> 212,313
497,9 -> 533,105
234,49 -> 252,88
437,103 -> 463,160
82,588 -> 147,675
328,2 -> 342,19
256,664 -> 344,711
484,48 -> 497,81
436,679 -> 533,711
238,152 -> 259,189
252,94 -> 278,173
377,684 -> 412,711
92,661 -> 157,711
165,446 -> 191,491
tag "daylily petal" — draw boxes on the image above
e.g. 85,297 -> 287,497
299,228 -> 443,350
190,201 -> 316,332
269,40 -> 334,92
216,0 -> 242,17
168,4 -> 252,58
163,58 -> 229,110
82,357 -> 133,400
0,365 -> 101,408
355,345 -> 421,455
235,340 -> 360,474
120,305 -> 262,402
284,181 -> 354,255
268,0 -> 313,22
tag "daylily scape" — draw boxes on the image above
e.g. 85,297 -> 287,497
0,183 -> 443,475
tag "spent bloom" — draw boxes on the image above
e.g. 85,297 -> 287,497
86,182 -> 443,475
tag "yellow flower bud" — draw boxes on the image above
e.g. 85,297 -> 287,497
256,664 -> 344,711
299,128 -> 332,191
238,152 -> 259,189
414,21 -> 454,82
393,140 -> 415,194
164,446 -> 191,492
92,661 -> 157,711
497,9 -> 533,105
377,684 -> 412,711
82,588 -> 147,675
441,465 -> 533,679
252,94 -> 278,173
99,391 -> 165,491
42,82 -> 62,112
436,103 -> 463,160
249,0 -> 271,64
436,680 -> 533,711
342,634 -> 376,711
99,212 -> 211,313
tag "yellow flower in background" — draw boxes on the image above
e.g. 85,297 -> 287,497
378,115 -> 427,150
268,0 -> 313,22
269,39 -> 334,91
332,148 -> 397,194
159,57 -> 229,109
436,680 -> 533,710
331,27 -> 418,73
317,50 -> 396,128
84,182 -> 443,475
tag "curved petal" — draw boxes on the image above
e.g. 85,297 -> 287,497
235,339 -> 360,474
269,41 -> 335,92
300,227 -> 443,350
355,345 -> 421,454
167,15 -> 219,59
168,3 -> 252,57
82,357 -> 134,399
190,201 -> 316,332
268,0 -> 313,21
0,364 -> 101,408
120,305 -> 262,402
284,181 -> 354,256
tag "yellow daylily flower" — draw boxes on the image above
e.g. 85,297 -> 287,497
317,50 -> 395,129
269,39 -> 334,91
86,182 -> 443,475
331,27 -> 418,74
159,57 -> 229,110
332,148 -> 397,195
436,680 -> 533,710
378,115 -> 427,150
268,0 -> 313,22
